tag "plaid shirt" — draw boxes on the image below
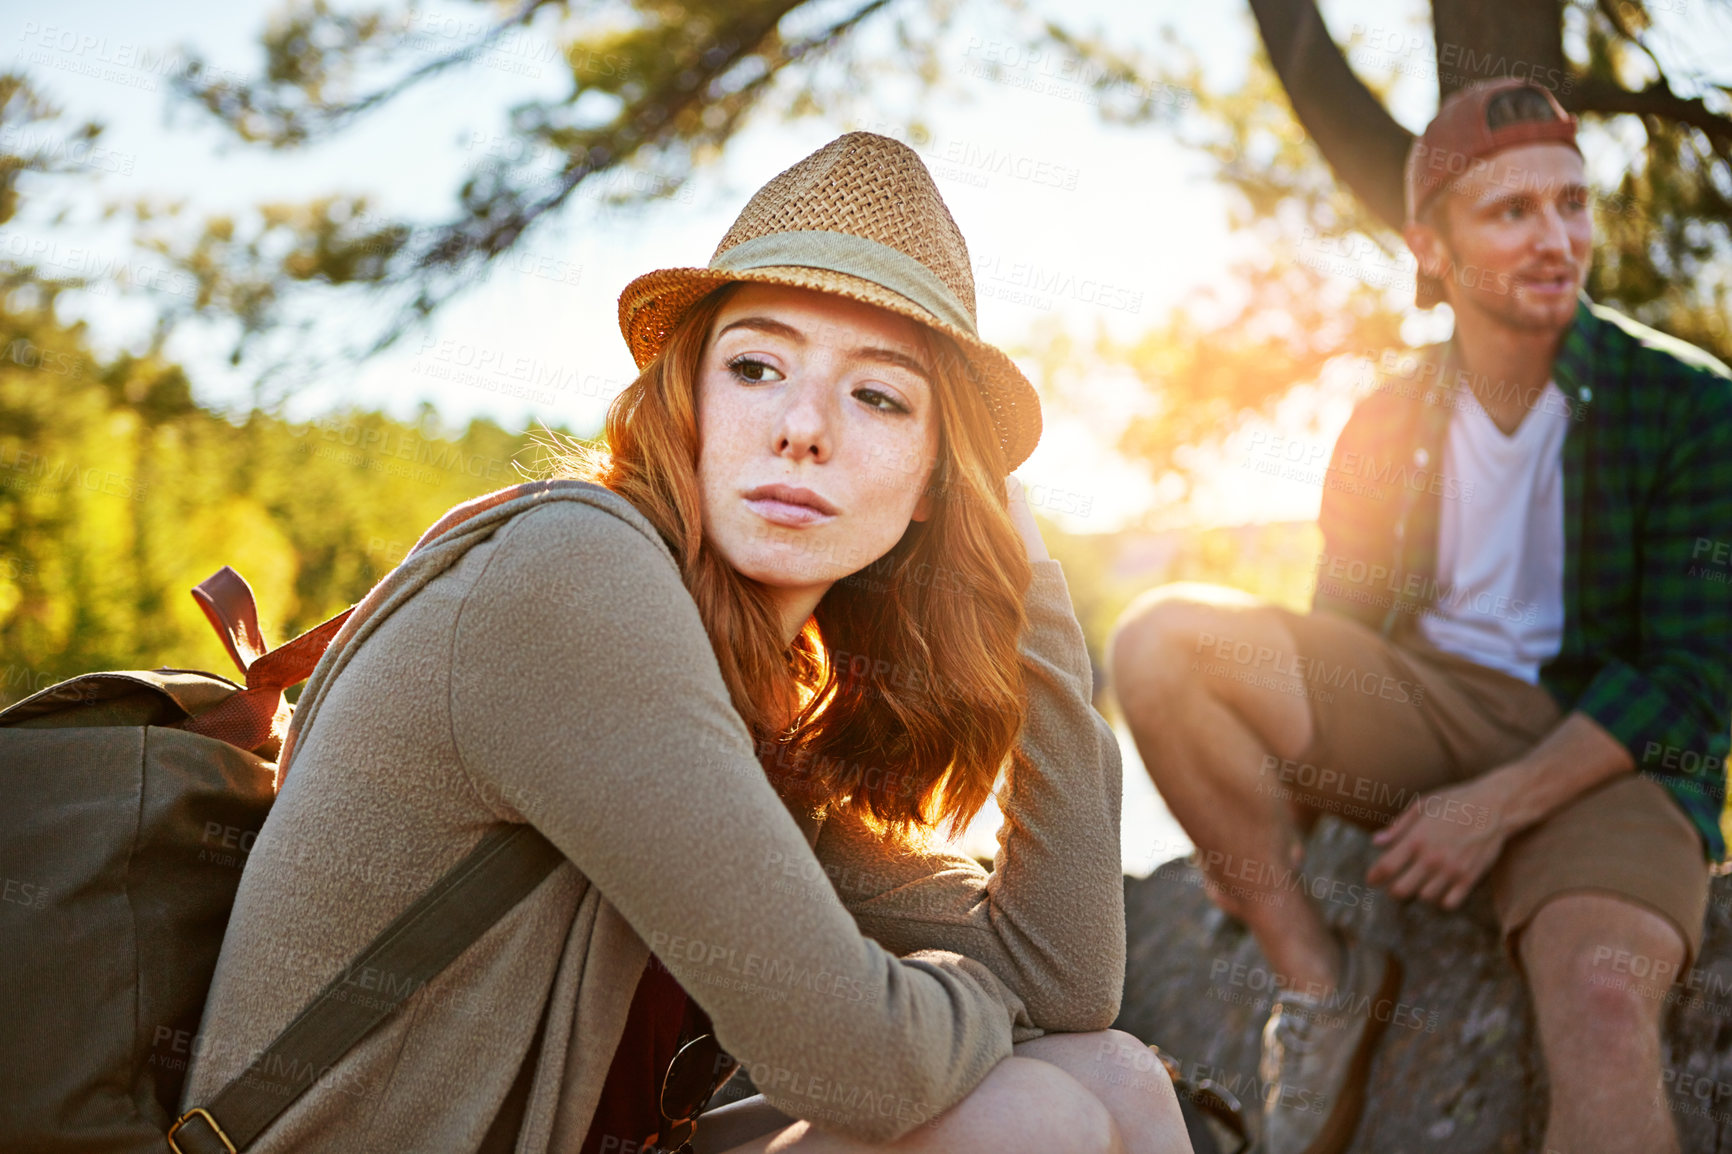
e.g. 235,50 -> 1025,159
1312,298 -> 1732,860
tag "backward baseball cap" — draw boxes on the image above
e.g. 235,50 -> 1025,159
1405,78 -> 1580,308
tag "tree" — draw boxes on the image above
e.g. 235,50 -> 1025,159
0,75 -> 571,702
1247,0 -> 1732,362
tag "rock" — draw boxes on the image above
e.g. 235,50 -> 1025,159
1115,817 -> 1732,1151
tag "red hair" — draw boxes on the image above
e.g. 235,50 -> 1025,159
550,286 -> 1033,841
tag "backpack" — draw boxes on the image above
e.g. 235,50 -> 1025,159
0,483 -> 569,1153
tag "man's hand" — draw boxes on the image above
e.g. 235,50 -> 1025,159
1367,775 -> 1516,910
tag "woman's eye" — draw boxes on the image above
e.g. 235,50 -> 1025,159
854,386 -> 910,414
727,356 -> 783,383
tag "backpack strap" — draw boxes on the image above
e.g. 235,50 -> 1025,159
168,824 -> 563,1154
177,567 -> 355,759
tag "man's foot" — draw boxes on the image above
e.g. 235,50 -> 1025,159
1258,933 -> 1403,1154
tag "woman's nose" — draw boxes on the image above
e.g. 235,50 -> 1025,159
774,382 -> 832,463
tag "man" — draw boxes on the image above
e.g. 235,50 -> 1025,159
1110,78 -> 1732,1154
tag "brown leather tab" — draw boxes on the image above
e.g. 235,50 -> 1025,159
191,566 -> 268,676
179,601 -> 355,760
244,608 -> 353,691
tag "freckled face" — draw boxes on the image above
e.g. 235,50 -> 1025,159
695,284 -> 940,606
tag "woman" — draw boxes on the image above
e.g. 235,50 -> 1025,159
182,133 -> 1187,1153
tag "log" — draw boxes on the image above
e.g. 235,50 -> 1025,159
1116,817 -> 1732,1151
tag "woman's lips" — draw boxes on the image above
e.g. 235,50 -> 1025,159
745,497 -> 835,527
743,485 -> 838,527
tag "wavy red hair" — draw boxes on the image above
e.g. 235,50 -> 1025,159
550,285 -> 1033,841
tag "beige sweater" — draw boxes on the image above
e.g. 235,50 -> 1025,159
183,482 -> 1125,1151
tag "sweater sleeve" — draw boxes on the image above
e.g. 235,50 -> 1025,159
811,559 -> 1125,1034
446,501 -> 1021,1142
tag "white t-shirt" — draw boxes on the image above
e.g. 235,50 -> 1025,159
1416,381 -> 1569,683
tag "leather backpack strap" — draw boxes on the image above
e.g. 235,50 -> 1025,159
190,566 -> 270,674
178,567 -> 354,758
168,824 -> 564,1154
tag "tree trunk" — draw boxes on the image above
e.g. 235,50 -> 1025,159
1430,0 -> 1566,99
1246,0 -> 1411,229
1248,0 -> 1570,230
1117,817 -> 1732,1151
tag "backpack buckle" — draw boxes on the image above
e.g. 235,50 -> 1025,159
168,1107 -> 237,1154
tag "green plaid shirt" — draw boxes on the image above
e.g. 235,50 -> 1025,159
1313,298 -> 1732,860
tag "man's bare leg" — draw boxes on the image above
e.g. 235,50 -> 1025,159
1520,892 -> 1684,1154
1109,585 -> 1341,996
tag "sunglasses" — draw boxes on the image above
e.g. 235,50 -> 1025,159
643,1032 -> 740,1154
1148,1044 -> 1251,1154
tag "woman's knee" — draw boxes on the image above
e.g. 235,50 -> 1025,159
946,1055 -> 1121,1154
1016,1030 -> 1187,1154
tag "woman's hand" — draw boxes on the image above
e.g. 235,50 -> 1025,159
1006,476 -> 1050,562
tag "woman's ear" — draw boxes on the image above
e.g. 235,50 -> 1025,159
911,489 -> 932,523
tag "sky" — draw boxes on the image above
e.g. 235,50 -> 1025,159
6,0 -> 1727,539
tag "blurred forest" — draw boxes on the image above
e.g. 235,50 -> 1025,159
2,0 -> 1729,704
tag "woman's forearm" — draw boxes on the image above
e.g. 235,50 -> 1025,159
818,559 -> 1126,1032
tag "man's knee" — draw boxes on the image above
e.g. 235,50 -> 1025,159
1521,893 -> 1683,1038
1109,586 -> 1255,714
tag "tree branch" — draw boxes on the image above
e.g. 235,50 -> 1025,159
1569,76 -> 1732,149
1247,0 -> 1413,229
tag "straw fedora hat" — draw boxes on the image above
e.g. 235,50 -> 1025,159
617,132 -> 1042,473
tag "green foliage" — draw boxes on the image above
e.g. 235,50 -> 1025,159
0,293 -> 572,705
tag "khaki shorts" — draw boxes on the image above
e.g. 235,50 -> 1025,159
1272,608 -> 1710,969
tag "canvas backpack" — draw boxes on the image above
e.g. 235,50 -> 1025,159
0,482 -> 571,1153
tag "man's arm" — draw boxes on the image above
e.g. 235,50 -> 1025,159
1366,711 -> 1633,909
1485,711 -> 1636,829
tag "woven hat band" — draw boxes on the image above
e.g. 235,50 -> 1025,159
709,231 -> 979,339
